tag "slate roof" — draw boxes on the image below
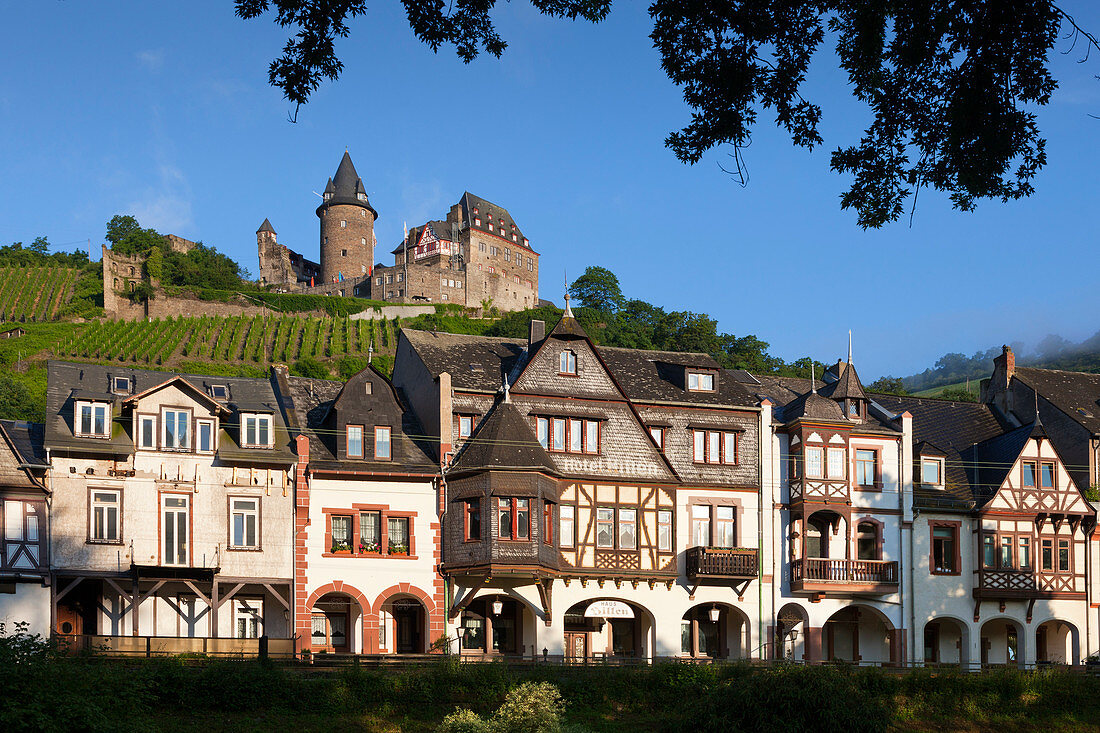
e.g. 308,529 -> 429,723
461,192 -> 535,253
282,375 -> 437,472
449,398 -> 557,476
600,348 -> 757,407
819,361 -> 867,401
966,422 -> 1035,506
401,330 -> 526,392
785,391 -> 847,421
44,361 -> 296,465
257,218 -> 276,234
0,420 -> 47,491
316,151 -> 377,217
754,374 -> 898,432
871,394 -> 1011,510
1013,367 -> 1100,435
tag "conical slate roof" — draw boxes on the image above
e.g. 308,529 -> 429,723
449,399 -> 557,475
785,390 -> 846,422
257,218 -> 276,234
316,152 -> 377,217
820,361 -> 866,402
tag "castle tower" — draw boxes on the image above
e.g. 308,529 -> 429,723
316,151 -> 377,285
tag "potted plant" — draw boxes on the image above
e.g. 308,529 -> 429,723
331,540 -> 351,554
389,543 -> 409,556
359,541 -> 380,554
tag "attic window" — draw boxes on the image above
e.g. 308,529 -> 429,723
112,376 -> 130,394
242,413 -> 274,448
921,458 -> 943,486
559,350 -> 577,375
468,363 -> 483,373
358,193 -> 367,201
364,381 -> 372,395
210,385 -> 229,400
687,372 -> 715,392
848,401 -> 860,418
76,401 -> 111,438
1078,408 -> 1092,418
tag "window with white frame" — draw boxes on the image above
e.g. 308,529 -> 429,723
596,507 -> 614,548
76,401 -> 111,438
234,598 -> 264,639
197,420 -> 214,453
691,505 -> 711,547
535,416 -> 598,454
559,505 -> 575,547
347,425 -> 363,458
137,415 -> 156,449
805,446 -> 824,478
458,415 -> 473,438
649,426 -> 665,450
242,413 -> 273,448
922,457 -> 943,485
112,376 -> 130,394
714,506 -> 736,548
687,372 -> 715,391
374,426 -> 392,459
559,350 -> 577,375
618,508 -> 637,549
210,385 -> 229,401
162,408 -> 190,450
658,509 -> 673,551
856,449 -> 878,487
826,447 -> 846,479
230,498 -> 259,549
691,429 -> 738,464
90,490 -> 120,542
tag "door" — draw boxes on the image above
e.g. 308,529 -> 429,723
56,604 -> 83,637
162,495 -> 189,566
565,632 -> 588,661
393,601 -> 422,653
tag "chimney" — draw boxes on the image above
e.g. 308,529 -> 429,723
528,319 -> 545,350
449,204 -> 464,226
994,345 -> 1015,385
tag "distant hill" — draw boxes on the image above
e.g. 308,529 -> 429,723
0,267 -> 81,321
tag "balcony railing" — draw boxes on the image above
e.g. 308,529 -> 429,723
791,558 -> 899,588
54,634 -> 296,658
977,570 -> 1037,593
686,546 -> 758,579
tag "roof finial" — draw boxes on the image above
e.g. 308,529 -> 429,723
563,291 -> 574,318
811,361 -> 817,394
502,373 -> 511,403
848,330 -> 853,365
368,335 -> 374,364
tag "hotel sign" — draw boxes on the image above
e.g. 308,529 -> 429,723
583,600 -> 634,619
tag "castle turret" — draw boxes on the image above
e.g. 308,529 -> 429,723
316,152 -> 377,285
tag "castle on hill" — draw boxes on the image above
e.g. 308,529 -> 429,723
257,152 -> 541,311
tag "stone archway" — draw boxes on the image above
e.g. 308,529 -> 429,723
304,581 -> 371,654
1036,618 -> 1080,665
562,598 -> 657,661
371,583 -> 438,654
823,604 -> 897,665
980,617 -> 1024,668
923,617 -> 969,667
681,602 -> 751,659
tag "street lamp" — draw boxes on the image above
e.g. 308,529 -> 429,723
492,599 -> 503,616
708,605 -> 720,623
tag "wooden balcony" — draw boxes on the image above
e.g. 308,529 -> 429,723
790,558 -> 899,595
973,570 -> 1085,600
54,634 -> 297,658
686,546 -> 758,581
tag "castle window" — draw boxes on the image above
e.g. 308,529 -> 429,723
523,238 -> 529,247
512,235 -> 517,242
474,217 -> 481,227
396,273 -> 403,282
129,267 -> 135,276
504,250 -> 510,262
342,249 -> 348,257
377,277 -> 383,285
358,193 -> 366,201
479,243 -> 486,252
385,274 -> 393,284
340,220 -> 347,228
361,238 -> 366,245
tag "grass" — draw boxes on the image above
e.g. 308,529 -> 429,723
913,380 -> 979,398
3,657 -> 1100,733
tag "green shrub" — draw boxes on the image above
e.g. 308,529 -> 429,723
439,708 -> 490,733
291,357 -> 330,379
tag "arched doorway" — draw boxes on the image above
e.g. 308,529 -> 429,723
681,603 -> 750,660
310,592 -> 363,653
923,618 -> 969,667
458,596 -> 526,657
823,605 -> 895,664
563,598 -> 656,661
775,603 -> 808,661
980,618 -> 1024,667
1036,619 -> 1079,665
804,510 -> 848,559
378,595 -> 427,654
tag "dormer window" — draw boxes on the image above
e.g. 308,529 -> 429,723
347,425 -> 363,458
848,400 -> 861,418
210,385 -> 229,401
242,413 -> 273,448
76,401 -> 111,438
559,350 -> 577,375
112,376 -> 130,394
162,408 -> 190,450
358,193 -> 367,201
324,192 -> 332,201
687,372 -> 715,392
921,457 -> 943,486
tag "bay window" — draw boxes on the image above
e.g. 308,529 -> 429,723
805,447 -> 823,478
827,448 -> 846,479
464,500 -> 481,542
497,498 -> 529,540
617,508 -> 637,550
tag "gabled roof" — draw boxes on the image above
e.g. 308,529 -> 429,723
872,394 -> 1011,510
123,376 -> 228,414
391,220 -> 454,255
599,348 -> 757,407
0,420 -> 47,491
449,398 -> 557,475
1013,366 -> 1100,435
401,330 -> 526,392
460,192 -> 535,253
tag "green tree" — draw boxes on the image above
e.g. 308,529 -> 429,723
939,386 -> 978,402
291,357 -> 330,379
237,1 -> 1094,227
28,237 -> 49,256
867,376 -> 907,395
568,266 -> 625,313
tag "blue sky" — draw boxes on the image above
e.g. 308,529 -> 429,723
3,2 -> 1100,380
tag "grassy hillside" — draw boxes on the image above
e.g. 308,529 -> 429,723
0,267 -> 79,322
913,380 -> 979,398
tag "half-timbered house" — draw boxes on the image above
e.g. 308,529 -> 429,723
756,359 -> 911,665
274,364 -> 442,655
44,362 -> 297,655
0,420 -> 50,636
876,392 -> 1096,667
392,304 -> 766,660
